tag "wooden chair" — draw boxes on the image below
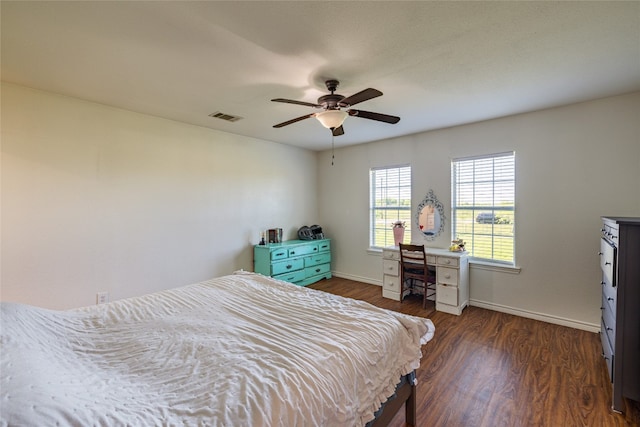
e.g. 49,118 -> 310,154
399,244 -> 436,308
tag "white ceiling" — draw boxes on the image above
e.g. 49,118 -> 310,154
2,1 -> 639,151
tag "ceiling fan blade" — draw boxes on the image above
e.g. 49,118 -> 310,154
348,109 -> 400,124
332,125 -> 345,136
273,113 -> 315,128
271,98 -> 321,108
338,88 -> 382,107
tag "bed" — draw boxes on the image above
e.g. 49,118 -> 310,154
1,271 -> 434,426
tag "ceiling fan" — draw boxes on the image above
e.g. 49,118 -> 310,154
271,79 -> 400,136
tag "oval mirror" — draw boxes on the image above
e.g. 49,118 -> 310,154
416,189 -> 445,241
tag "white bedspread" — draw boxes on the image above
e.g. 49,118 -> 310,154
1,272 -> 434,427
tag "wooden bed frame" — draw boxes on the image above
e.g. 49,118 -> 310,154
368,372 -> 417,427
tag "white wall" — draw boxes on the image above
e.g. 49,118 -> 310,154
318,92 -> 640,331
1,83 -> 319,309
3,83 -> 639,330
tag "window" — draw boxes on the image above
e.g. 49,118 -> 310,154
452,152 -> 515,264
370,165 -> 411,248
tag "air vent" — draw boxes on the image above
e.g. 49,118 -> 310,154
208,111 -> 243,122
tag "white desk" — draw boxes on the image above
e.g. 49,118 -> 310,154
382,246 -> 469,315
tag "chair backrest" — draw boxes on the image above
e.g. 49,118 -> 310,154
399,243 -> 427,267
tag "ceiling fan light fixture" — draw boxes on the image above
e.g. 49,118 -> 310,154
316,110 -> 348,129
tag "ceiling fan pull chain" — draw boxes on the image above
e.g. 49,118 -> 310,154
331,134 -> 335,166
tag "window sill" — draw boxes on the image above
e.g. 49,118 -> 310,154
470,259 -> 521,274
367,247 -> 384,256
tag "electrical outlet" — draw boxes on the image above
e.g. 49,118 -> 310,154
96,292 -> 109,305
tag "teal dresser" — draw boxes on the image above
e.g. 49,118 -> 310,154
254,239 -> 331,286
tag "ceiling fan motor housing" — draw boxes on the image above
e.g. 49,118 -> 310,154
317,94 -> 345,109
325,79 -> 340,92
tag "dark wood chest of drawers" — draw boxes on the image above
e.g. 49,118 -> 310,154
600,217 -> 640,413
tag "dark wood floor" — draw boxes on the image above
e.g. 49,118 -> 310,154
309,277 -> 640,427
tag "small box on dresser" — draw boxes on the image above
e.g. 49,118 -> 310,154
599,217 -> 640,414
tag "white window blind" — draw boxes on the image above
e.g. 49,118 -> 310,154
370,165 -> 411,248
452,152 -> 515,264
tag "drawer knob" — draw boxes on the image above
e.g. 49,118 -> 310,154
286,264 -> 293,269
444,274 -> 451,279
600,281 -> 605,285
605,262 -> 611,266
598,252 -> 603,256
608,297 -> 614,301
607,327 -> 613,331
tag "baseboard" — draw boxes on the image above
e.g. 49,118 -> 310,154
332,271 -> 382,287
330,272 -> 600,333
470,299 -> 600,333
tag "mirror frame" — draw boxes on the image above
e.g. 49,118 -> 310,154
415,189 -> 445,241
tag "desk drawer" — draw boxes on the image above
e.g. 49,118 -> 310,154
437,267 -> 458,286
272,258 -> 304,275
383,249 -> 400,261
383,259 -> 399,276
383,274 -> 400,292
438,256 -> 459,267
437,284 -> 458,306
426,255 -> 437,264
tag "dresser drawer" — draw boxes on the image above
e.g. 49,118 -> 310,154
305,263 -> 330,278
288,243 -> 318,257
437,284 -> 458,306
437,256 -> 458,267
601,318 -> 614,382
602,296 -> 616,350
383,274 -> 400,292
270,248 -> 289,261
305,253 -> 331,267
318,240 -> 331,253
273,269 -> 306,284
271,257 -> 304,276
602,283 -> 617,317
383,259 -> 399,276
600,238 -> 616,286
437,266 -> 458,286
